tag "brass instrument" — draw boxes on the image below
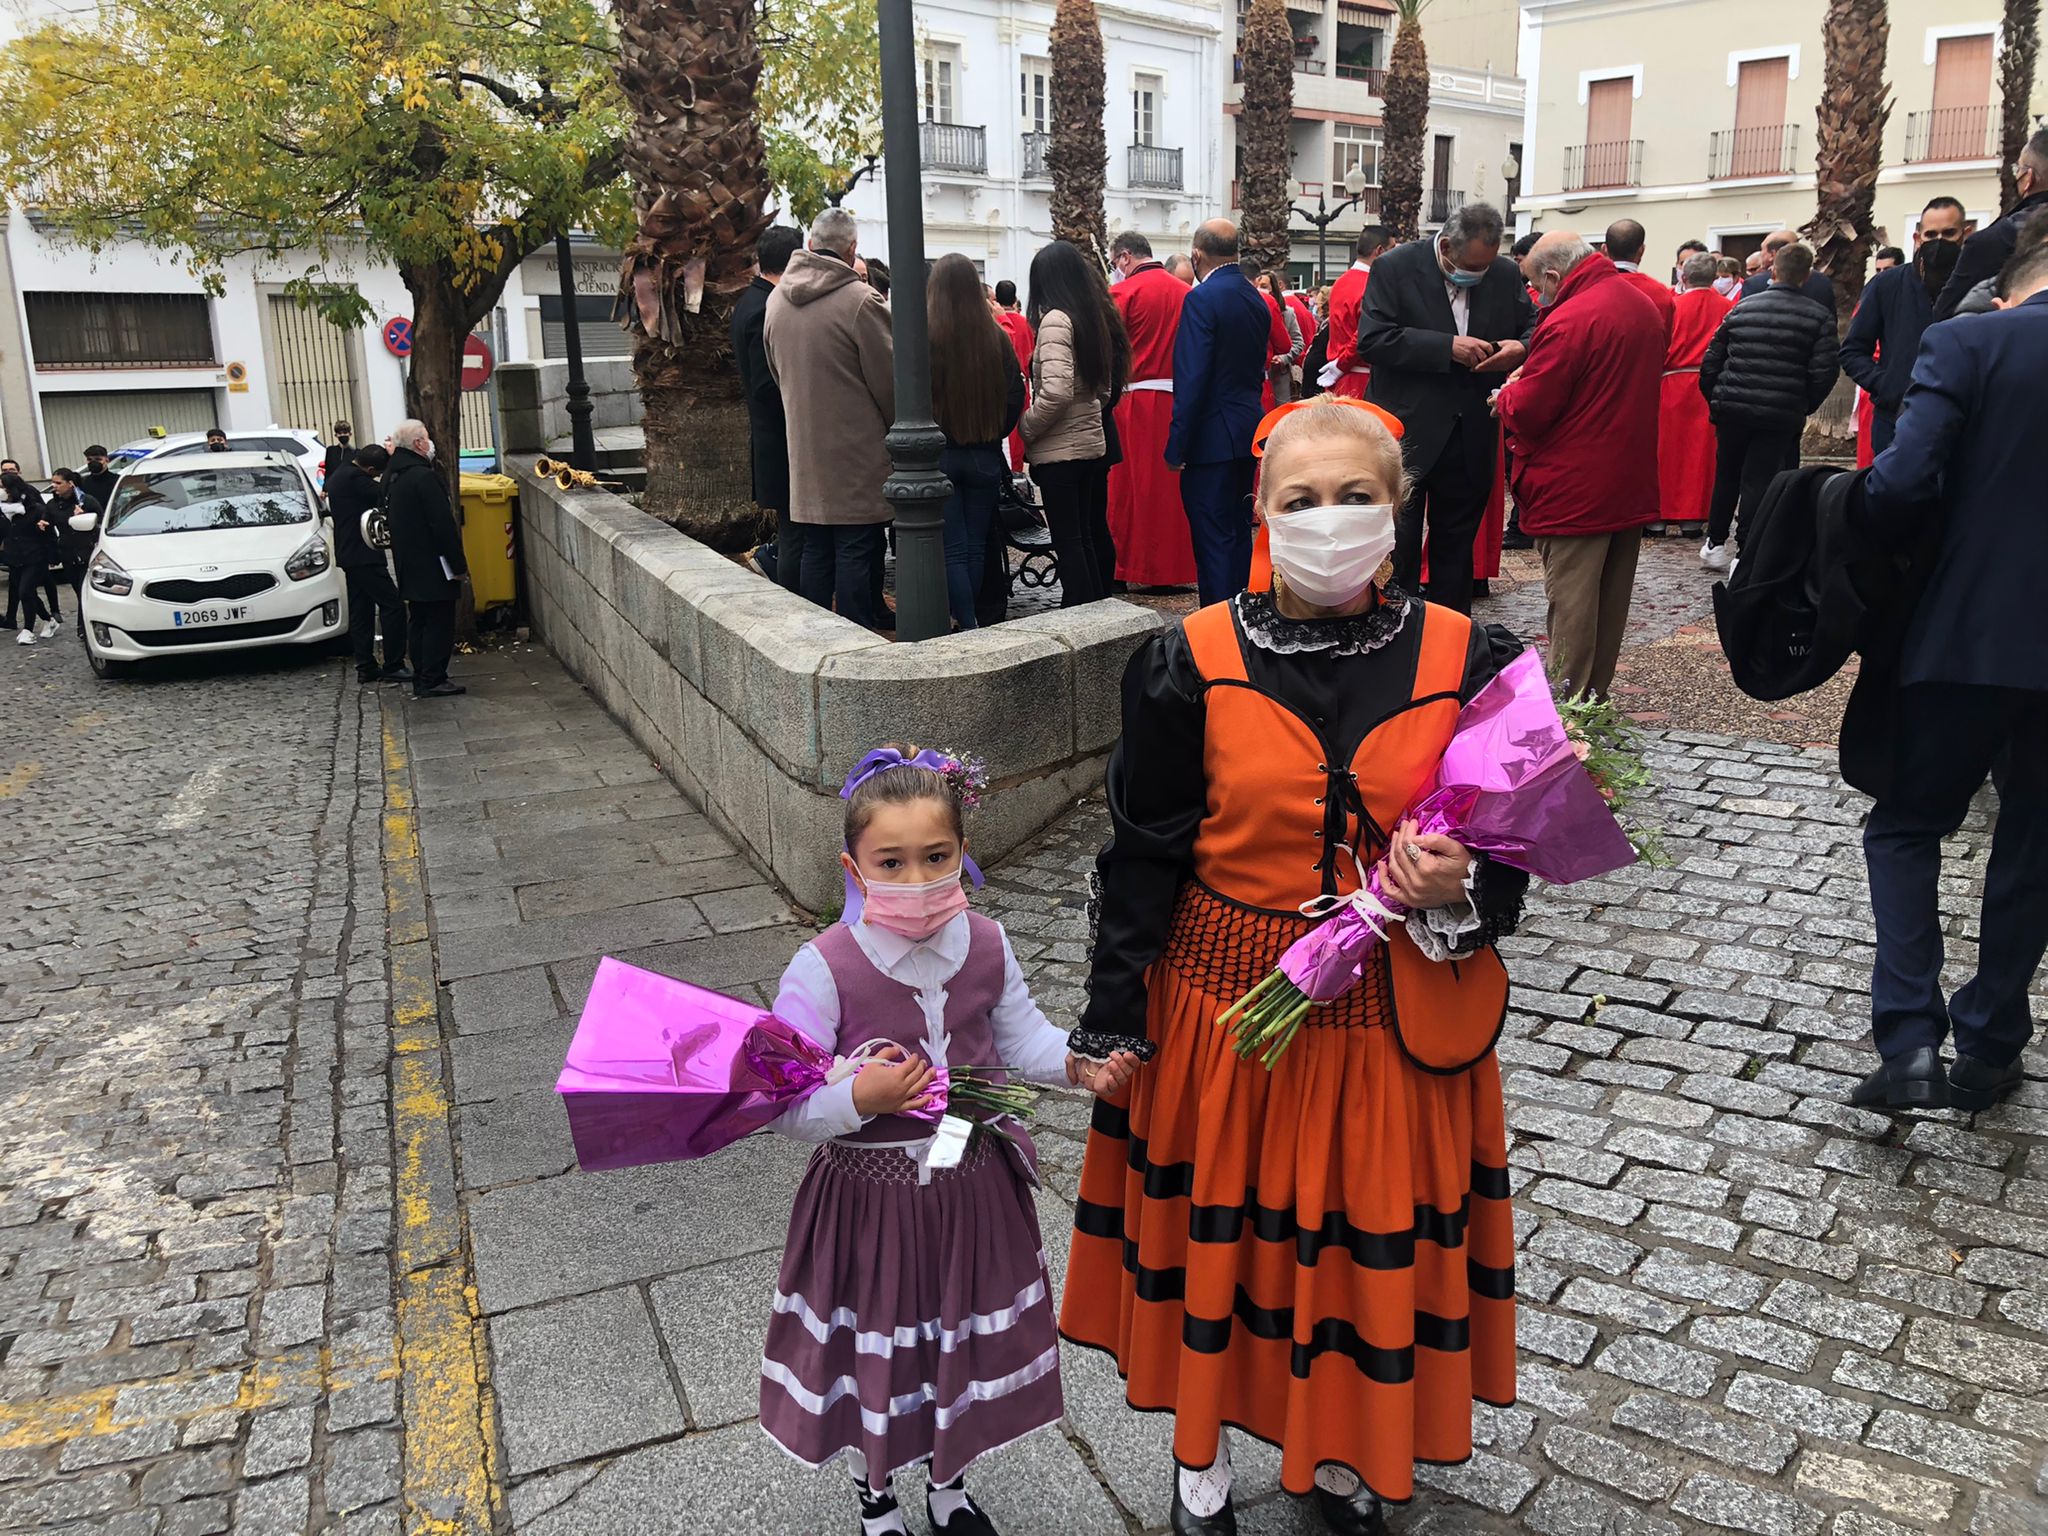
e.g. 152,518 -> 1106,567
531,456 -> 624,492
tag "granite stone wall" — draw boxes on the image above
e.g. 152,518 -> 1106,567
513,463 -> 1164,911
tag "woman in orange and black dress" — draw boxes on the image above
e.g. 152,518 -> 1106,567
1060,399 -> 1529,1536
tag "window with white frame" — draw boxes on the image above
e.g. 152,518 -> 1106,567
922,46 -> 960,123
1133,73 -> 1163,146
1020,57 -> 1051,135
1332,122 -> 1383,186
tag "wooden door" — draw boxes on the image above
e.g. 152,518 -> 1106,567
1929,34 -> 1994,159
1731,56 -> 1790,176
1584,77 -> 1633,186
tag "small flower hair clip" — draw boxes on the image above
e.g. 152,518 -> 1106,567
936,750 -> 989,812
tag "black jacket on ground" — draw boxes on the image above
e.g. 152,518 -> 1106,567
326,462 -> 386,570
1932,187 -> 2048,321
1699,284 -> 1840,430
78,468 -> 119,514
1358,236 -> 1538,475
382,447 -> 467,602
47,488 -> 100,563
729,275 -> 789,514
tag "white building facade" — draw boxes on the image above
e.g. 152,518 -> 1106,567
837,0 -> 1232,288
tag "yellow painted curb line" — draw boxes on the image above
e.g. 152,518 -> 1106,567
383,706 -> 501,1536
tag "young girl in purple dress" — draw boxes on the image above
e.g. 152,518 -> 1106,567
760,744 -> 1140,1536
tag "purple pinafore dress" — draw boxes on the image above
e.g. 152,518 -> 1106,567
758,913 -> 1063,1484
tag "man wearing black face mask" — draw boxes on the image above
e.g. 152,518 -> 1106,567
1841,196 -> 1965,457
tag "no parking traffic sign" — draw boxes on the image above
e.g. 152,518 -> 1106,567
382,316 -> 413,357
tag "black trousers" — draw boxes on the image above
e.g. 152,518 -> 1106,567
770,509 -> 811,599
407,599 -> 456,692
1706,422 -> 1801,548
1864,683 -> 2048,1066
345,563 -> 407,679
1033,457 -> 1115,607
4,566 -> 49,630
1393,412 -> 1493,615
798,522 -> 885,628
40,565 -> 64,620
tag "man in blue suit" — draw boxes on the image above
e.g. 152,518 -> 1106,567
1167,219 -> 1284,605
1850,224 -> 2048,1114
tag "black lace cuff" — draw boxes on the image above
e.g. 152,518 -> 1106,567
1471,854 -> 1529,950
1066,1029 -> 1158,1063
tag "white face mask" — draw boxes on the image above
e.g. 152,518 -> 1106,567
1263,502 -> 1398,609
1712,275 -> 1741,298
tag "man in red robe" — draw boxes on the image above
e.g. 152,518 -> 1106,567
1605,219 -> 1676,346
1658,253 -> 1735,526
993,280 -> 1034,471
1107,232 -> 1196,587
1317,224 -> 1390,398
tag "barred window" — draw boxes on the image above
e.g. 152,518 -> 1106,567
26,292 -> 216,369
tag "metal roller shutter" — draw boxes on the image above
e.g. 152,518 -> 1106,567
39,389 -> 217,470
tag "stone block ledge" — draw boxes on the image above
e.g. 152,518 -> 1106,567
513,461 -> 1165,911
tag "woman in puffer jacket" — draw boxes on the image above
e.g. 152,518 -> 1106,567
1022,240 -> 1128,606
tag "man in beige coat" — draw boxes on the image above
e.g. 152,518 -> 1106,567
764,208 -> 896,627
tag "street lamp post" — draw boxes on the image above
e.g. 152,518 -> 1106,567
875,0 -> 951,642
553,232 -> 598,472
825,154 -> 882,208
1290,168 -> 1372,285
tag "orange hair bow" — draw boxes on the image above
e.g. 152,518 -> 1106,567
1251,395 -> 1405,458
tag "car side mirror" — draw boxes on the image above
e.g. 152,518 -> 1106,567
68,513 -> 97,534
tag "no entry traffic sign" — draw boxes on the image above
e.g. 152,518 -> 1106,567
462,334 -> 495,393
382,316 -> 413,357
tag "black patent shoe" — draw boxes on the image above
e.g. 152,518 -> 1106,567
1171,1487 -> 1238,1536
927,1487 -> 999,1536
1313,1483 -> 1387,1536
1849,1046 -> 1947,1110
1949,1052 -> 2023,1113
855,1481 -> 899,1534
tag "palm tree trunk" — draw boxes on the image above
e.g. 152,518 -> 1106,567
1380,5 -> 1430,243
1050,0 -> 1108,265
613,0 -> 775,548
1802,0 -> 1890,336
1999,0 -> 2042,212
1239,0 -> 1295,274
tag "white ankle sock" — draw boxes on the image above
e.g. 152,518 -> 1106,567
1176,1434 -> 1234,1518
928,1475 -> 972,1526
847,1452 -> 904,1536
1314,1463 -> 1374,1502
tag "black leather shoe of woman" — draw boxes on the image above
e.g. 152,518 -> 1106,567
1170,1487 -> 1238,1535
1312,1482 -> 1387,1535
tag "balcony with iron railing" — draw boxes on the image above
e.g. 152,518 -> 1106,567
1562,139 -> 1643,192
920,120 -> 987,175
1427,186 -> 1466,224
1709,123 -> 1799,180
1129,145 -> 1183,191
1905,104 -> 1996,163
1022,132 -> 1050,181
1334,62 -> 1387,91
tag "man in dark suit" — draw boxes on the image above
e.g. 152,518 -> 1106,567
1357,202 -> 1536,613
1933,128 -> 2048,321
382,420 -> 469,698
327,443 -> 409,685
1849,231 -> 2048,1114
1739,228 -> 1838,307
1166,218 -> 1286,605
730,226 -> 803,592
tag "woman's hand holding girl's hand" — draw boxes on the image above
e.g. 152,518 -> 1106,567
1066,1049 -> 1141,1097
1376,817 -> 1475,911
850,1045 -> 938,1118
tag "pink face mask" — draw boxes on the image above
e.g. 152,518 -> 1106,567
859,869 -> 970,940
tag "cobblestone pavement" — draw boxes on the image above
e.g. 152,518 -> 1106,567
8,541 -> 2048,1536
0,633 -> 406,1534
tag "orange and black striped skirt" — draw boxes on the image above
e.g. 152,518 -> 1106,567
1058,882 -> 1517,1502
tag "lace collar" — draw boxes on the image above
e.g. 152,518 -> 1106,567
1233,586 -> 1413,658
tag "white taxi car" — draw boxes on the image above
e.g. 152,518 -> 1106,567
80,451 -> 346,679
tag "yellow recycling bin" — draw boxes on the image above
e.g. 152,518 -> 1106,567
457,472 -> 520,613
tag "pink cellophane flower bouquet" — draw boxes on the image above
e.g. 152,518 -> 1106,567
554,957 -> 951,1171
1219,649 -> 1644,1066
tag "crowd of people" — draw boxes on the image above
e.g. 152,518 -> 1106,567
2,447 -> 114,646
